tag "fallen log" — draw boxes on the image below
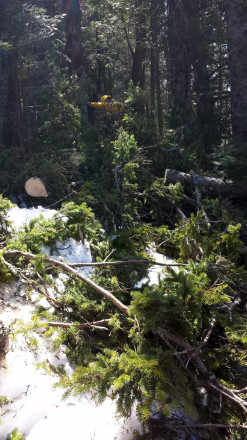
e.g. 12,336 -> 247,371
164,169 -> 247,199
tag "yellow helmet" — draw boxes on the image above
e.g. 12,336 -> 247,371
100,95 -> 112,102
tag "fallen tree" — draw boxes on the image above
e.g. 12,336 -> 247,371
164,169 -> 247,199
3,248 -> 247,434
1,194 -> 246,437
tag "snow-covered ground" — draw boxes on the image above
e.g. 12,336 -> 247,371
0,282 -> 141,439
8,206 -> 93,278
0,207 -> 142,440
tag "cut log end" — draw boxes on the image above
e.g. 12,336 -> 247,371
25,178 -> 48,198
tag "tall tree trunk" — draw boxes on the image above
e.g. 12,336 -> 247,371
188,0 -> 218,167
0,49 -> 10,143
167,0 -> 191,128
167,0 -> 218,167
150,0 -> 163,134
226,0 -> 247,145
95,29 -> 107,96
131,0 -> 146,89
155,52 -> 163,136
62,0 -> 85,77
150,48 -> 155,112
2,50 -> 24,151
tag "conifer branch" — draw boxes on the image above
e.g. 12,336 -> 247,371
3,251 -> 247,420
157,327 -> 247,415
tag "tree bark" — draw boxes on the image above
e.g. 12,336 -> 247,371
0,49 -> 10,143
149,0 -> 164,133
62,0 -> 86,77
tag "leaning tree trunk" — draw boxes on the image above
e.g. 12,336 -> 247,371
226,0 -> 247,145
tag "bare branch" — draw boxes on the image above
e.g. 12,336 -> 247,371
176,206 -> 187,221
68,259 -> 187,268
44,320 -> 110,331
234,387 -> 247,394
46,191 -> 75,208
103,248 -> 116,262
4,250 -> 129,314
200,314 -> 217,347
77,224 -> 84,244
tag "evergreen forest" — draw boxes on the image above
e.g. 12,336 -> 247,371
1,0 -> 247,438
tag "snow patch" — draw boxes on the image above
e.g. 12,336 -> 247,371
135,247 -> 177,288
42,238 -> 93,277
7,206 -> 58,230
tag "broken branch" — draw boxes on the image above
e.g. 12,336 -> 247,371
4,249 -> 129,314
68,259 -> 186,268
44,320 -> 110,331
